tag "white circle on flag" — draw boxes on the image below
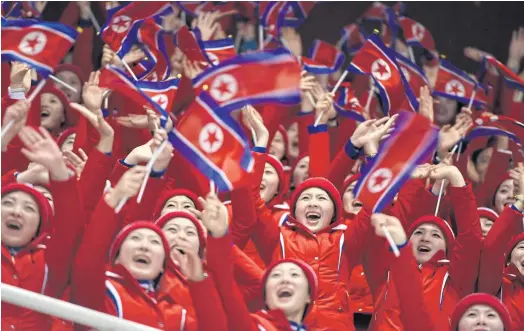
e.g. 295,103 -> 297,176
18,32 -> 47,55
401,67 -> 411,82
367,168 -> 393,194
206,52 -> 220,66
199,123 -> 224,153
411,23 -> 425,41
371,59 -> 391,81
210,74 -> 238,102
111,15 -> 132,33
151,94 -> 168,110
445,79 -> 465,97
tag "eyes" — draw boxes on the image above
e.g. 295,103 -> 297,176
299,195 -> 328,202
413,230 -> 442,239
129,234 -> 162,246
165,226 -> 196,237
2,199 -> 37,213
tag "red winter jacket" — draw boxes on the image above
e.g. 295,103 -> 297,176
2,177 -> 84,331
479,206 -> 524,331
368,184 -> 482,331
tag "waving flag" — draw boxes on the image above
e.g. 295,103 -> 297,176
133,17 -> 171,81
481,56 -> 524,91
395,51 -> 430,99
354,111 -> 439,213
433,59 -> 487,107
339,23 -> 365,56
168,92 -> 254,192
465,118 -> 521,147
263,35 -> 284,51
398,16 -> 436,56
282,1 -> 315,28
175,1 -> 208,16
137,78 -> 180,114
346,34 -> 418,115
333,82 -> 366,122
202,38 -> 237,66
99,66 -> 170,125
100,2 -> 173,58
175,26 -> 210,64
192,48 -> 302,113
359,2 -> 388,22
302,39 -> 345,74
1,19 -> 78,78
259,2 -> 290,38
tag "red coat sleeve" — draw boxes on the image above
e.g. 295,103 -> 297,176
71,198 -> 122,312
187,277 -> 228,331
475,150 -> 512,208
45,176 -> 85,298
391,243 -> 439,331
206,234 -> 260,331
1,169 -> 17,187
447,183 -> 483,297
326,141 -> 357,191
479,206 -> 523,294
308,124 -> 330,178
297,112 -> 314,156
391,179 -> 437,229
59,2 -> 79,27
123,175 -> 167,224
231,245 -> 263,310
72,27 -> 94,80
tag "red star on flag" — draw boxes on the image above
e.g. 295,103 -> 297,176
373,174 -> 388,187
374,63 -> 389,77
24,36 -> 40,52
216,81 -> 231,96
205,129 -> 219,149
450,83 -> 461,95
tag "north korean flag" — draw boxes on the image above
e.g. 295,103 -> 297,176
168,92 -> 254,192
137,78 -> 180,116
302,39 -> 345,74
134,17 -> 171,81
201,38 -> 237,66
354,111 -> 439,213
263,35 -> 284,51
98,65 -> 170,125
1,19 -> 78,78
465,115 -> 521,147
175,1 -> 208,16
192,48 -> 302,113
174,26 -> 210,64
359,2 -> 388,22
339,23 -> 365,56
333,82 -> 366,122
346,34 -> 418,115
100,2 -> 173,58
259,2 -> 290,38
395,51 -> 430,99
433,59 -> 487,108
481,55 -> 524,91
282,1 -> 315,28
398,16 -> 436,56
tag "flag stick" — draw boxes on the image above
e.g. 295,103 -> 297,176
1,120 -> 15,139
331,70 -> 349,94
27,79 -> 46,103
180,11 -> 186,26
137,140 -> 169,203
250,127 -> 257,145
435,144 -> 459,215
336,34 -> 348,50
408,46 -> 415,63
234,32 -> 242,53
314,110 -> 325,127
382,225 -> 400,257
122,61 -> 139,81
209,180 -> 216,193
86,6 -> 101,33
365,86 -> 374,111
456,90 -> 476,161
258,24 -> 264,50
115,197 -> 128,214
49,74 -> 77,93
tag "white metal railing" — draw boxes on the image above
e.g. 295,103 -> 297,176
1,283 -> 162,331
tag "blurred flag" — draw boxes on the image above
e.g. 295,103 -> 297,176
202,38 -> 237,66
346,34 -> 418,115
282,1 -> 315,28
302,39 -> 345,74
398,16 -> 436,56
192,48 -> 302,113
339,23 -> 365,56
333,82 -> 366,122
1,19 -> 78,78
466,114 -> 522,147
168,92 -> 254,192
133,17 -> 171,81
259,1 -> 290,38
481,55 -> 524,91
395,51 -> 430,99
137,78 -> 180,115
174,25 -> 210,64
354,111 -> 439,213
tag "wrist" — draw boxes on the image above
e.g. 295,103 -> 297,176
447,167 -> 466,187
507,58 -> 521,72
104,192 -> 120,209
49,163 -> 72,181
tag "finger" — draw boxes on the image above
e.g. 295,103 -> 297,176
38,126 -> 55,141
78,148 -> 89,161
187,208 -> 202,219
64,151 -> 83,165
21,126 -> 42,146
197,196 -> 207,209
216,9 -> 238,19
374,116 -> 390,127
20,148 -> 38,161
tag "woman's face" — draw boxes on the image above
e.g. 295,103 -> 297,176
295,187 -> 334,233
342,181 -> 362,215
40,93 -> 65,132
410,223 -> 447,264
458,304 -> 504,331
161,195 -> 196,217
293,156 -> 309,188
265,262 -> 310,319
33,185 -> 54,214
479,217 -> 494,238
510,240 -> 524,276
475,148 -> 493,180
494,179 -> 515,214
1,191 -> 41,248
161,217 -> 201,258
115,228 -> 166,281
434,96 -> 457,126
270,131 -> 286,161
287,122 -> 299,159
261,163 -> 280,203
54,71 -> 82,102
60,133 -> 76,153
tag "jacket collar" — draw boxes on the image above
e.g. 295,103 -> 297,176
106,264 -> 161,305
282,215 -> 347,235
505,263 -> 524,284
2,232 -> 50,258
419,250 -> 449,269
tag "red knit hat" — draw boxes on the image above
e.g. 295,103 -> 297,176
407,215 -> 455,252
56,127 -> 76,150
450,293 -> 513,331
265,154 -> 288,203
1,183 -> 52,236
54,64 -> 86,86
291,177 -> 343,222
154,211 -> 206,258
40,84 -> 78,127
274,125 -> 289,158
109,221 -> 170,263
477,207 -> 499,223
507,232 -> 524,263
153,188 -> 201,219
291,153 -> 310,188
491,174 -> 513,207
261,258 -> 318,304
341,173 -> 361,194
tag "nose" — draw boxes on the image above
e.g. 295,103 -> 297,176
138,241 -> 150,252
420,233 -> 431,243
12,205 -> 22,217
477,313 -> 487,325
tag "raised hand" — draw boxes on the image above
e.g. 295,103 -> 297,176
116,109 -> 174,132
242,105 -> 269,147
371,213 -> 407,246
82,71 -> 106,112
172,248 -> 207,282
195,11 -> 220,41
428,164 -> 465,187
1,100 -> 30,151
104,166 -> 147,208
70,103 -> 114,154
437,112 -> 472,157
64,148 -> 89,178
509,162 -> 524,196
200,192 -> 228,238
151,129 -> 174,172
350,115 -> 398,149
313,90 -> 336,126
418,86 -> 434,123
183,57 -> 206,79
508,27 -> 524,70
300,72 -> 317,111
410,163 -> 435,179
77,1 -> 90,20
18,127 -> 71,181
280,27 -> 302,57
9,62 -> 32,93
463,47 -> 492,63
16,163 -> 50,186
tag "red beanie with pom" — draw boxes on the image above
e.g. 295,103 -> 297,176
109,221 -> 170,263
153,188 -> 202,220
341,173 -> 361,194
291,177 -> 343,222
450,293 -> 513,331
265,154 -> 288,202
407,215 -> 455,252
154,211 -> 207,258
477,207 -> 499,223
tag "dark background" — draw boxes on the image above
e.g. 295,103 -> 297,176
42,1 -> 524,73
298,1 -> 524,72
